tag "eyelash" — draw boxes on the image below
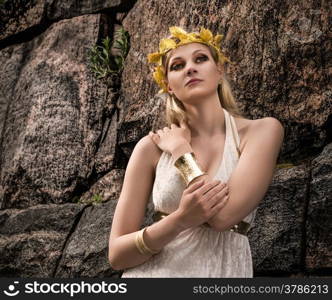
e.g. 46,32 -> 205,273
170,55 -> 208,71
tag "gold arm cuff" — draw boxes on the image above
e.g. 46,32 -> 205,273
174,152 -> 207,186
134,227 -> 160,256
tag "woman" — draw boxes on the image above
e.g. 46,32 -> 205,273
108,26 -> 284,277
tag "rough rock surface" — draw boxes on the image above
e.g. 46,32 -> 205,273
306,143 -> 332,271
0,203 -> 86,277
0,0 -> 133,42
0,14 -> 109,209
250,164 -> 309,275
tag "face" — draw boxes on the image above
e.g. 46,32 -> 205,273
165,43 -> 222,103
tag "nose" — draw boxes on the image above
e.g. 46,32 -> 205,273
186,66 -> 197,76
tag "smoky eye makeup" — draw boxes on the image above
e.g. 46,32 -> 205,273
169,57 -> 182,71
169,62 -> 182,71
196,54 -> 208,62
169,53 -> 209,71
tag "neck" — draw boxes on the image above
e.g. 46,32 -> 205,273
182,93 -> 225,138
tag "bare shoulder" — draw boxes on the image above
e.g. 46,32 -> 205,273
236,115 -> 283,134
245,117 -> 285,153
253,117 -> 284,138
234,116 -> 284,152
136,135 -> 163,170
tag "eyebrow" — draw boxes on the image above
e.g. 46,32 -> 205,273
169,49 -> 208,64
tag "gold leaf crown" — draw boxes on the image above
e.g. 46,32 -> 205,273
147,26 -> 233,93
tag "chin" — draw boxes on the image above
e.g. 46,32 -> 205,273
181,89 -> 214,101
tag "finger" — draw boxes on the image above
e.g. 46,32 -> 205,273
197,180 -> 223,196
163,127 -> 170,132
170,124 -> 178,129
206,187 -> 229,208
148,131 -> 154,142
203,183 -> 228,201
149,132 -> 160,144
210,192 -> 229,209
204,186 -> 227,206
211,194 -> 229,213
180,120 -> 188,129
157,129 -> 163,136
185,179 -> 205,193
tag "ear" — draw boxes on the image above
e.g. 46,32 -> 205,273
216,63 -> 224,82
217,62 -> 224,75
166,81 -> 173,93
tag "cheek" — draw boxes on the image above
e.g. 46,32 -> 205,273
168,75 -> 182,90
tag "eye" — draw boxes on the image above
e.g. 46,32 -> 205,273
196,55 -> 208,62
169,55 -> 208,71
170,62 -> 183,71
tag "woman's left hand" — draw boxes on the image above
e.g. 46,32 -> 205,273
149,121 -> 192,156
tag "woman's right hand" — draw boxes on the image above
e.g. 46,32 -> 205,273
175,179 -> 229,230
149,121 -> 192,156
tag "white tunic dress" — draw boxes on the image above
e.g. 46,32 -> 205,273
121,108 -> 257,277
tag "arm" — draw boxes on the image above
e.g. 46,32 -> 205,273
108,136 -> 187,271
207,118 -> 285,231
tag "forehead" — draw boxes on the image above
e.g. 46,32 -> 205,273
167,43 -> 210,62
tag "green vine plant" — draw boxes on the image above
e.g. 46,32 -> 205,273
88,27 -> 130,79
74,194 -> 105,205
90,194 -> 104,204
276,162 -> 295,169
113,27 -> 130,71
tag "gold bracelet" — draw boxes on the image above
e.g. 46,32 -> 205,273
134,228 -> 147,255
138,228 -> 160,255
134,227 -> 160,256
174,152 -> 207,186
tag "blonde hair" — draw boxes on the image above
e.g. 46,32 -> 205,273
162,42 -> 244,126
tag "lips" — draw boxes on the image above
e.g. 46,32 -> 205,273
185,78 -> 202,86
